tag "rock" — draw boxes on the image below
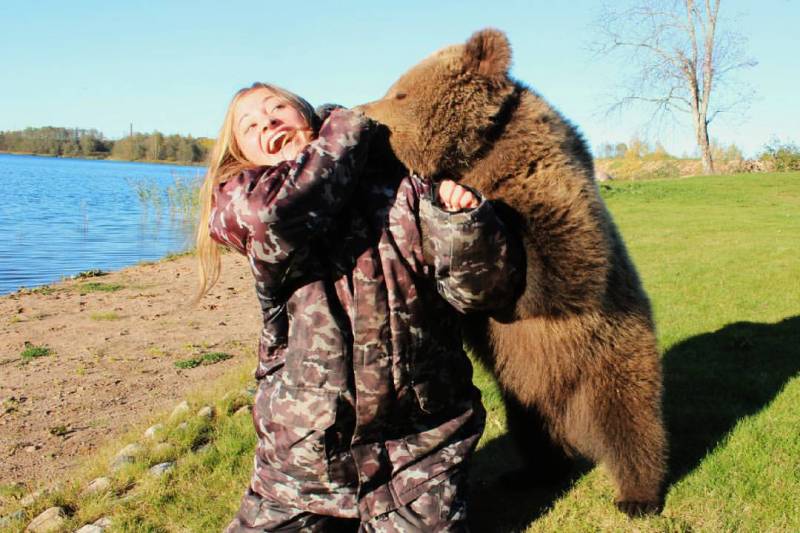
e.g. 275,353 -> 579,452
110,443 -> 143,471
0,510 -> 25,528
224,390 -> 252,414
148,462 -> 175,477
25,506 -> 65,532
197,405 -> 214,419
93,517 -> 112,528
20,489 -> 44,507
234,405 -> 251,417
75,524 -> 104,533
116,443 -> 144,458
143,423 -> 163,439
110,455 -> 135,472
82,477 -> 111,496
177,422 -> 189,431
170,400 -> 190,420
75,515 -> 113,532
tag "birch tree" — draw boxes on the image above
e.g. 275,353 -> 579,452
593,0 -> 756,174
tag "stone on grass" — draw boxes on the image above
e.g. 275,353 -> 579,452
75,524 -> 104,533
170,400 -> 190,420
20,490 -> 44,507
234,405 -> 251,417
143,423 -> 163,439
177,421 -> 189,431
116,443 -> 144,458
19,494 -> 35,508
94,517 -> 112,528
149,462 -> 175,477
82,477 -> 111,496
111,442 -> 144,471
197,405 -> 214,419
75,516 -> 112,533
110,455 -> 134,472
0,510 -> 25,528
25,506 -> 65,532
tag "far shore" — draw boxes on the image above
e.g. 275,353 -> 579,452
0,150 -> 207,167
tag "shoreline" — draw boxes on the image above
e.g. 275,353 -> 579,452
0,250 -> 195,298
0,150 -> 207,168
0,251 -> 260,486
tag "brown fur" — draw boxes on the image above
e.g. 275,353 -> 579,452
357,29 -> 667,515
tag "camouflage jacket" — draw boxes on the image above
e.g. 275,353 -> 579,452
210,109 -> 520,520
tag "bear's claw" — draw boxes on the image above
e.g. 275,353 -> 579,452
615,499 -> 662,517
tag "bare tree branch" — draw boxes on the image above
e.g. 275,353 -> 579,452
590,0 -> 757,174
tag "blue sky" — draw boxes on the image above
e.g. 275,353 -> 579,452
1,0 -> 797,158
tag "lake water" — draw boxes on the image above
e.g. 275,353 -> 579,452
0,153 -> 205,295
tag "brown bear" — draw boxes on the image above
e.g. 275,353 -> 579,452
357,28 -> 667,516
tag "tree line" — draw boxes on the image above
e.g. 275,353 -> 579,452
0,126 -> 210,164
595,136 -> 744,162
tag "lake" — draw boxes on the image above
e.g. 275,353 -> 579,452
0,153 -> 205,295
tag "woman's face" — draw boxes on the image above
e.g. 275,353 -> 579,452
233,88 -> 310,167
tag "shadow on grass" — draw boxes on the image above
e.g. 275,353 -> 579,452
663,315 -> 800,486
468,433 -> 590,532
467,316 -> 800,530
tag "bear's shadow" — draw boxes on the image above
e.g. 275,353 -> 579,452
468,315 -> 800,531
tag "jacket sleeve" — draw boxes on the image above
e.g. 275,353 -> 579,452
209,108 -> 372,301
419,187 -> 522,314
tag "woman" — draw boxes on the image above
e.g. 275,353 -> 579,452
196,82 -> 520,532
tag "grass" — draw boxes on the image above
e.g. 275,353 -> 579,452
2,172 -> 798,532
20,343 -> 52,362
174,352 -> 234,369
19,284 -> 59,296
90,311 -> 122,321
78,282 -> 124,293
73,269 -> 108,279
126,173 -> 202,233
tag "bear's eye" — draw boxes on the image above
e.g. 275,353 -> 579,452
395,92 -> 407,101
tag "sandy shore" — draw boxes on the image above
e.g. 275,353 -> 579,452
0,253 -> 261,486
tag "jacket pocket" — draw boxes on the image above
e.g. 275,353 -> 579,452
257,384 -> 340,482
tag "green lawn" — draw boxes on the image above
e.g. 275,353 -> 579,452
472,172 -> 800,532
2,172 -> 798,532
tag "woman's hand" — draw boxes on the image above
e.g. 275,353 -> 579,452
438,180 -> 480,212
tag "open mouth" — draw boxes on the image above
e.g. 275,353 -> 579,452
267,129 -> 293,154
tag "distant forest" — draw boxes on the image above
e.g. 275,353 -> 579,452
0,127 -> 211,164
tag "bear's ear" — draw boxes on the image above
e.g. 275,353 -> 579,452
463,28 -> 511,79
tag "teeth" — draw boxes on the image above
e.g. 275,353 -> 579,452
268,131 -> 287,153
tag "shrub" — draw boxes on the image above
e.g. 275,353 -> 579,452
759,138 -> 800,172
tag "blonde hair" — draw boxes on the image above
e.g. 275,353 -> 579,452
195,83 -> 317,302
